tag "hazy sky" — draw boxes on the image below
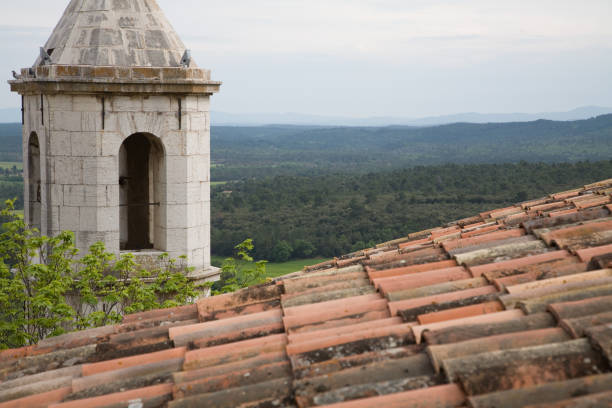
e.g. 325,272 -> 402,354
0,0 -> 611,117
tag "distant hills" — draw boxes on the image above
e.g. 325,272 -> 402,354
210,106 -> 612,127
1,106 -> 612,126
2,114 -> 611,179
210,114 -> 612,179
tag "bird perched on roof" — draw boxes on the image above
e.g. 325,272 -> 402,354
11,70 -> 21,79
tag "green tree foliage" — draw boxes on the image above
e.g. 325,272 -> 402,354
212,239 -> 268,295
210,115 -> 612,180
0,200 -> 200,349
212,160 -> 612,260
271,240 -> 293,262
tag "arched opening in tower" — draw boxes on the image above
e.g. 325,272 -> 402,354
27,132 -> 41,231
119,133 -> 166,251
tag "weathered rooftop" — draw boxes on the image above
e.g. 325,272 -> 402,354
1,178 -> 612,407
35,0 -> 193,68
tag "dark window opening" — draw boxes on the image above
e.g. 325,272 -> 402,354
119,133 -> 165,251
28,132 -> 41,231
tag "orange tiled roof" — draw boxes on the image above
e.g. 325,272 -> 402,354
1,179 -> 612,407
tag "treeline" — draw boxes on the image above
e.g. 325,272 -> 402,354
0,177 -> 23,210
0,123 -> 21,162
211,161 -> 612,260
211,115 -> 612,179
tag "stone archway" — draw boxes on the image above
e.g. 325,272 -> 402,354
119,133 -> 166,251
27,132 -> 41,231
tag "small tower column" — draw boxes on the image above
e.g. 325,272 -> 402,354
9,0 -> 221,281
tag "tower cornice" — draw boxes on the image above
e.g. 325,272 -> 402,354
10,65 -> 221,96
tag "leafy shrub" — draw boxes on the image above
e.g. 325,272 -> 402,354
0,200 -> 201,349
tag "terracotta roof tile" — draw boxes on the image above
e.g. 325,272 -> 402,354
423,312 -> 556,345
548,295 -> 612,320
172,351 -> 286,385
574,195 -> 610,209
548,208 -> 579,217
294,354 -> 434,406
173,360 -> 291,399
443,338 -> 607,396
70,358 -> 182,399
5,180 -> 612,407
585,324 -> 612,364
575,243 -> 612,263
416,300 -> 504,325
0,377 -> 73,406
0,387 -> 71,408
81,347 -> 185,377
522,207 -> 610,233
387,276 -> 488,302
389,285 -> 498,319
283,293 -> 382,317
49,384 -> 173,408
585,177 -> 612,188
366,259 -> 457,280
468,373 -> 612,408
561,311 -> 612,338
315,384 -> 465,408
412,309 -> 525,344
288,309 -> 390,335
552,189 -> 583,200
468,250 -> 572,277
307,375 -> 439,407
524,390 -> 612,408
536,219 -> 612,250
461,224 -> 503,238
448,235 -> 536,257
515,282 -> 612,314
442,228 -> 525,252
184,334 -> 287,371
286,323 -> 414,356
505,268 -> 612,295
281,285 -> 376,308
427,327 -> 569,373
454,238 -> 549,267
170,309 -> 283,347
520,197 -> 549,209
196,285 -> 281,321
292,345 -> 420,380
287,317 -> 402,345
491,259 -> 587,291
167,377 -> 292,408
500,277 -> 612,309
375,266 -> 471,295
529,201 -> 569,213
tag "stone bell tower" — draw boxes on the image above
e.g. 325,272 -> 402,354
9,0 -> 221,280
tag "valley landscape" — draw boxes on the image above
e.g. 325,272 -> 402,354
1,116 -> 611,264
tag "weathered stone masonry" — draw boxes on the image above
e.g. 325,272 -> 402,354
9,0 -> 221,279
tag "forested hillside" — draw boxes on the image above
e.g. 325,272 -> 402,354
0,123 -> 21,162
212,161 -> 612,260
211,115 -> 612,179
1,118 -> 611,261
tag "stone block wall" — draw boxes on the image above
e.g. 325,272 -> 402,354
22,92 -> 212,271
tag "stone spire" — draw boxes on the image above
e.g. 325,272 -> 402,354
36,0 -> 194,67
10,0 -> 221,282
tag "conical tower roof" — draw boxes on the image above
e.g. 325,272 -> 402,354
36,0 -> 194,67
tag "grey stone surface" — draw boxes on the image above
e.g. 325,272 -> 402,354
11,0 -> 220,278
35,0 -> 194,67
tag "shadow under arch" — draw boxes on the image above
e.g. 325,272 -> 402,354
118,132 -> 166,251
27,132 -> 41,231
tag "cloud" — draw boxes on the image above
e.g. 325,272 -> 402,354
0,0 -> 610,116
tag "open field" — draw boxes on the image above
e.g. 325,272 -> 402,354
211,255 -> 328,278
0,162 -> 21,170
